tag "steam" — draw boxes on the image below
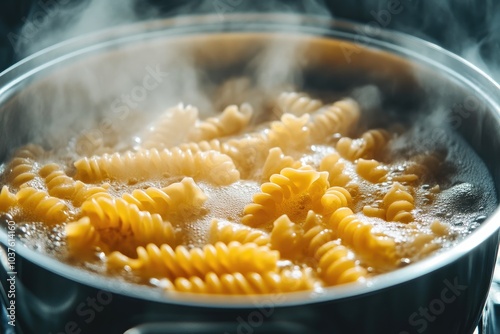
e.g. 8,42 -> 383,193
5,0 -> 499,157
370,0 -> 500,83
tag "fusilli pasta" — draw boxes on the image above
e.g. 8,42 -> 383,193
74,148 -> 240,185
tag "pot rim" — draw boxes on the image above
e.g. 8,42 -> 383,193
1,13 -> 499,308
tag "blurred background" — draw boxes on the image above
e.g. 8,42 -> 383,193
0,0 -> 499,80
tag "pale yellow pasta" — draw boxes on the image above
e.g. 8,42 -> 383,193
188,104 -> 253,142
74,148 -> 240,185
171,269 -> 315,294
383,182 -> 415,223
319,153 -> 350,187
270,214 -> 303,259
328,207 -> 398,267
362,205 -> 386,219
39,163 -> 110,205
80,196 -> 176,255
242,167 -> 328,227
316,240 -> 368,285
302,211 -> 335,257
141,103 -> 199,149
5,144 -> 45,188
209,219 -> 270,246
0,186 -> 17,212
0,93 -> 466,295
122,177 -> 207,218
65,217 -> 104,255
336,129 -> 391,161
321,186 -> 352,216
356,159 -> 388,183
260,147 -> 301,181
71,181 -> 111,206
16,187 -> 69,225
177,138 -> 225,154
39,163 -> 78,198
268,113 -> 311,153
274,91 -> 323,116
107,241 -> 279,280
308,98 -> 361,142
222,135 -> 271,178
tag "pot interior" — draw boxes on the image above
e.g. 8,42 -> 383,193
0,16 -> 499,305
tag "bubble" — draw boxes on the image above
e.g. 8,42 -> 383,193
475,215 -> 488,223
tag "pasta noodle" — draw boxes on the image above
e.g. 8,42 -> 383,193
242,167 -> 328,227
74,148 -> 240,185
1,90 -> 481,296
107,241 -> 279,280
187,104 -> 253,142
268,113 -> 311,153
270,214 -> 303,259
260,147 -> 300,181
328,207 -> 398,267
209,219 -> 270,246
121,177 -> 207,218
79,196 -> 176,256
319,153 -> 350,187
382,182 -> 415,223
336,129 -> 391,161
16,187 -> 69,225
308,98 -> 361,142
316,240 -> 368,285
141,103 -> 198,149
171,269 -> 314,295
274,91 -> 323,116
4,144 -> 45,188
356,159 -> 388,183
0,186 -> 17,213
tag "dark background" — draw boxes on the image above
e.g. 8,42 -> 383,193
0,0 -> 499,76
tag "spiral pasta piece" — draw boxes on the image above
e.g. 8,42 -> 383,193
188,104 -> 253,142
74,148 -> 240,185
173,269 -> 315,294
141,103 -> 199,149
328,207 -> 397,267
65,217 -> 104,255
321,186 -> 352,215
39,163 -> 110,204
362,205 -> 386,219
107,241 -> 279,280
39,163 -> 77,198
302,211 -> 335,258
5,144 -> 45,188
274,92 -> 323,116
242,167 -> 329,228
270,214 -> 303,259
260,147 -> 300,181
209,219 -> 270,246
382,182 -> 415,223
16,187 -> 69,225
223,134 -> 271,178
319,153 -> 350,187
122,177 -> 207,218
81,197 -> 176,255
315,240 -> 368,285
336,129 -> 391,161
356,159 -> 388,183
308,98 -> 361,142
268,113 -> 311,153
0,186 -> 17,213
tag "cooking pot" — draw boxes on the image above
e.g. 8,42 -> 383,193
0,14 -> 499,334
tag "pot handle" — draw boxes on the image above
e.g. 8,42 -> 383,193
124,321 -> 311,334
480,256 -> 500,334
